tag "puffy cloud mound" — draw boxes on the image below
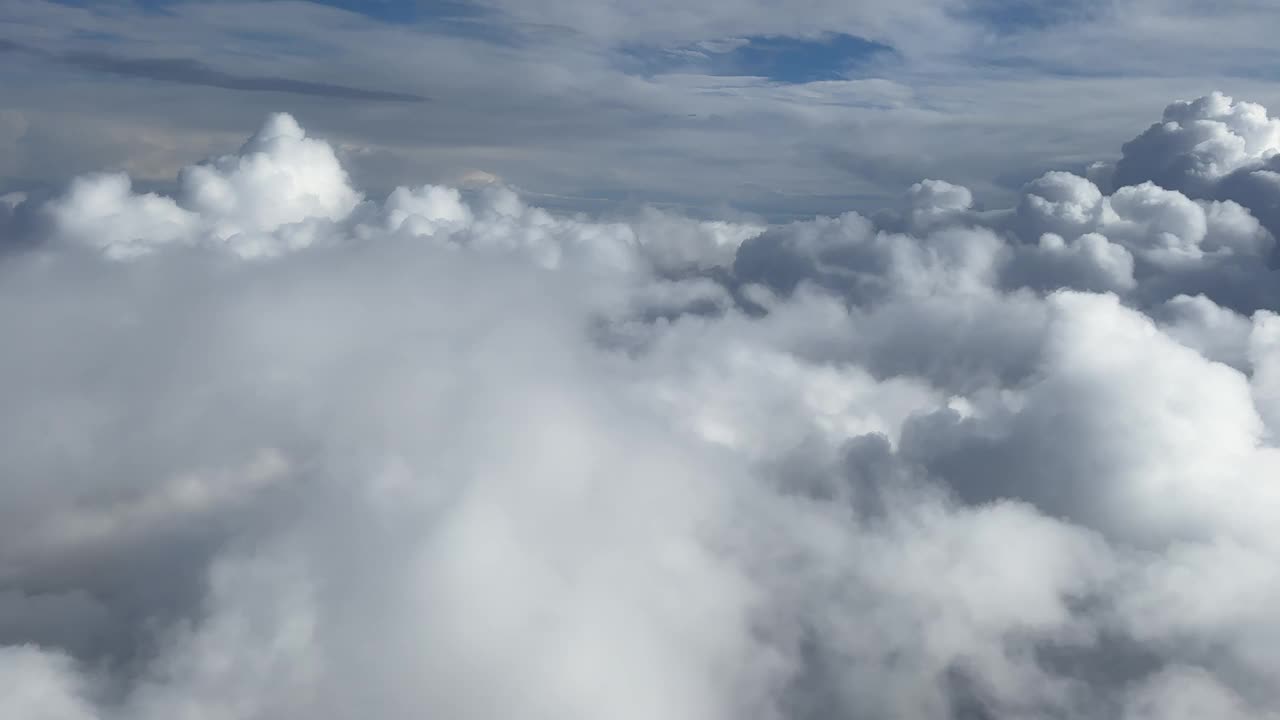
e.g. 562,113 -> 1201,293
1111,92 -> 1280,258
4,100 -> 1280,719
178,113 -> 361,239
1113,92 -> 1280,196
44,113 -> 361,259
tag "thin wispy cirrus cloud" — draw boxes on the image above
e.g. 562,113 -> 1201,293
3,1 -> 1280,719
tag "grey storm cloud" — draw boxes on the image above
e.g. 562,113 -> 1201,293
2,93 -> 1280,720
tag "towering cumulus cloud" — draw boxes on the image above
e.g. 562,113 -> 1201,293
3,94 -> 1280,720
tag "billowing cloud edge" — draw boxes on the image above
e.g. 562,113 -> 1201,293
2,92 -> 1280,720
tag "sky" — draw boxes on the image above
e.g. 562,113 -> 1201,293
3,0 -> 1280,218
5,2 -> 1280,720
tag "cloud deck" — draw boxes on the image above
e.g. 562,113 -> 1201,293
2,93 -> 1280,719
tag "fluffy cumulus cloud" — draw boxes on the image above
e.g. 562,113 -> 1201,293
1109,91 -> 1280,267
42,113 -> 360,260
4,94 -> 1280,720
1112,92 -> 1280,197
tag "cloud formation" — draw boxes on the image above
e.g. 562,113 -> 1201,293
0,39 -> 428,104
60,52 -> 429,103
3,93 -> 1280,719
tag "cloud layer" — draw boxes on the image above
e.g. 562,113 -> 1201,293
3,92 -> 1280,719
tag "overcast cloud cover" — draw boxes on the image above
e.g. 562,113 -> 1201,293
4,1 -> 1280,719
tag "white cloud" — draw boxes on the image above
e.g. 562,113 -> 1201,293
5,95 -> 1280,719
46,173 -> 198,259
0,646 -> 97,720
1017,171 -> 1107,241
1157,293 -> 1255,368
178,112 -> 361,242
42,113 -> 360,260
1113,92 -> 1280,196
1021,231 -> 1137,293
1123,666 -> 1265,720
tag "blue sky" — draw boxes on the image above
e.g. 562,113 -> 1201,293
4,0 -> 1280,218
